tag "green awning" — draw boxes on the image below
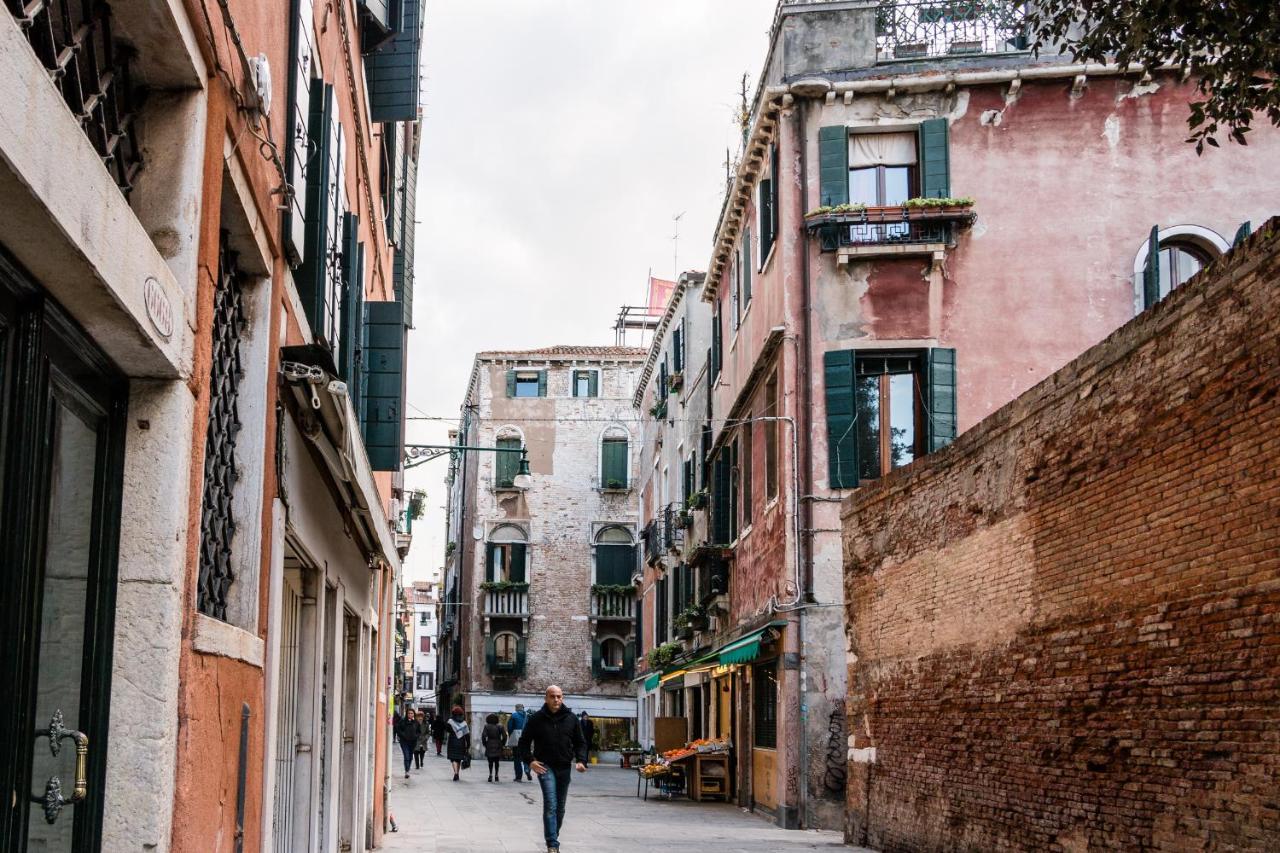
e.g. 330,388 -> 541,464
643,672 -> 661,691
714,620 -> 788,666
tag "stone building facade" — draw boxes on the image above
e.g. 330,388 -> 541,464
0,0 -> 422,847
440,346 -> 646,750
840,220 -> 1280,850
678,0 -> 1278,832
411,579 -> 441,711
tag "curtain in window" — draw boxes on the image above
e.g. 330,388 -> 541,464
848,132 -> 917,168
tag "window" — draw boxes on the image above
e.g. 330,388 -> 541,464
848,132 -> 917,207
741,418 -> 753,526
601,637 -> 625,670
419,612 -> 429,625
682,455 -> 695,505
711,445 -> 736,544
495,632 -> 518,666
595,527 -> 635,586
742,227 -> 752,309
1137,226 -> 1227,310
711,308 -> 722,382
494,435 -> 522,487
855,353 -> 924,480
759,144 -> 780,265
655,577 -> 669,642
672,321 -> 685,373
486,524 -> 527,582
506,369 -> 546,397
731,255 -> 741,330
416,672 -> 430,690
419,636 -> 430,653
573,369 -> 599,397
1157,241 -> 1211,298
765,373 -> 779,501
601,430 -> 629,489
752,661 -> 778,748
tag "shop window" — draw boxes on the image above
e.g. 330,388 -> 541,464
752,661 -> 778,749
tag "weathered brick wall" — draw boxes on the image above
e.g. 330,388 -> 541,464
841,220 -> 1280,851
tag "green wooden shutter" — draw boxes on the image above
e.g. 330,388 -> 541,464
282,0 -> 315,265
623,639 -> 635,680
1143,225 -> 1160,309
770,143 -> 780,240
818,125 -> 848,206
591,639 -> 602,679
516,636 -> 527,675
495,436 -> 520,486
602,438 -> 628,487
393,127 -> 417,327
571,370 -> 581,398
742,228 -> 752,303
537,370 -> 548,397
509,543 -> 527,582
361,301 -> 404,471
824,349 -> 858,489
759,178 -> 773,263
712,449 -> 733,543
485,544 -> 495,582
340,213 -> 362,385
365,0 -> 421,122
485,635 -> 496,674
1233,221 -> 1252,246
596,544 -> 632,586
588,370 -> 598,397
918,118 -> 951,199
298,83 -> 335,334
711,311 -> 722,381
504,370 -> 515,397
926,348 -> 957,452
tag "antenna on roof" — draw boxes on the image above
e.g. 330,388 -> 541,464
672,212 -> 685,281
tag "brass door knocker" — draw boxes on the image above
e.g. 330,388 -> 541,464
30,709 -> 89,823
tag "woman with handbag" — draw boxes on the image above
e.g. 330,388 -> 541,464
446,705 -> 472,781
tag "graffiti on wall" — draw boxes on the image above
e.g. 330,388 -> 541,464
823,700 -> 847,796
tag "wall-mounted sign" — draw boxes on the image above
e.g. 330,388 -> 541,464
143,276 -> 174,340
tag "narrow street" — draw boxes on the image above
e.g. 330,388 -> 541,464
384,752 -> 853,852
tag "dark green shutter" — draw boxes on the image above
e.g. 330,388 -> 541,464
495,437 -> 519,486
770,143 -> 780,242
656,577 -> 667,640
742,228 -> 752,303
485,543 -> 495,582
591,639 -> 602,679
365,0 -> 421,122
572,371 -> 581,398
712,449 -> 733,544
282,0 -> 314,265
516,636 -> 527,674
298,83 -> 335,335
623,639 -> 635,680
1143,225 -> 1160,309
588,371 -> 598,397
672,324 -> 684,373
1233,221 -> 1252,246
361,301 -> 405,470
485,635 -> 496,674
759,178 -> 773,264
506,370 -> 516,397
818,125 -> 848,206
824,349 -> 858,489
711,312 -> 722,381
602,438 -> 628,487
537,370 -> 548,397
509,543 -> 527,582
340,213 -> 362,384
393,127 -> 417,327
926,348 -> 957,452
596,544 -> 633,585
918,118 -> 951,199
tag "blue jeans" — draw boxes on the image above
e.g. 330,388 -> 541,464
399,740 -> 414,774
537,765 -> 573,849
513,756 -> 529,780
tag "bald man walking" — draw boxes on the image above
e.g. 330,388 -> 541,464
518,685 -> 587,852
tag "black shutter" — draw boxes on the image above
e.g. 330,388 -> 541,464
824,349 -> 858,489
711,311 -> 722,382
742,228 -> 752,303
298,83 -> 335,336
509,543 -> 527,582
1143,225 -> 1161,309
918,117 -> 951,199
365,0 -> 422,122
282,0 -> 315,265
485,543 -> 495,582
712,449 -> 733,544
925,348 -> 957,452
818,125 -> 848,206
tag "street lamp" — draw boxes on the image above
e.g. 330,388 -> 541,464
513,450 -> 532,489
404,443 -> 534,491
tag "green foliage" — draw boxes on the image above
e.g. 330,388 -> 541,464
685,489 -> 709,510
646,641 -> 682,668
1024,0 -> 1280,153
479,580 -> 529,592
904,196 -> 976,208
407,490 -> 426,520
591,583 -> 635,596
649,400 -> 668,420
673,605 -> 707,630
804,202 -> 867,217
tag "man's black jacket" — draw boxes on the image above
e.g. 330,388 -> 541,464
517,704 -> 587,768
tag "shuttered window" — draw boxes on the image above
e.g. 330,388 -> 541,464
711,446 -> 734,544
572,369 -> 598,397
360,301 -> 405,470
340,213 -> 365,414
655,577 -> 668,642
752,661 -> 778,748
742,228 -> 752,307
495,436 -> 521,487
602,436 -> 628,488
393,126 -> 417,326
759,144 -> 779,265
283,0 -> 316,265
595,544 -> 635,586
818,125 -> 849,206
917,117 -> 951,199
298,83 -> 345,348
486,542 -> 526,582
507,370 -> 545,397
365,0 -> 422,122
672,322 -> 684,373
711,309 -> 722,382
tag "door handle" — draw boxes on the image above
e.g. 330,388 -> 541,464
30,709 -> 89,824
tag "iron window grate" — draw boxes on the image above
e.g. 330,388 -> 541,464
197,235 -> 247,621
5,0 -> 144,198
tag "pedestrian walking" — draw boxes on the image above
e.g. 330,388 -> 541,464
577,712 -> 595,762
482,713 -> 507,782
517,685 -> 587,853
394,710 -> 423,779
431,712 -> 447,756
413,710 -> 431,769
507,703 -> 531,781
445,705 -> 471,782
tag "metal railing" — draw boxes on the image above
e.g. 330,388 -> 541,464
5,0 -> 145,198
642,519 -> 660,564
591,589 -> 635,620
806,207 -> 976,252
874,1 -> 1029,61
483,588 -> 528,617
662,504 -> 686,552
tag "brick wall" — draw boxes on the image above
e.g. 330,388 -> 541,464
840,220 -> 1280,850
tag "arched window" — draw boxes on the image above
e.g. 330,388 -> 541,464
494,632 -> 518,665
600,637 -> 625,670
1134,226 -> 1227,310
486,524 -> 527,583
594,526 -> 635,586
494,426 -> 524,488
600,426 -> 630,489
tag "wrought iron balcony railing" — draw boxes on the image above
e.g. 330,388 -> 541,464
591,589 -> 636,620
5,0 -> 145,198
806,205 -> 976,253
874,1 -> 1029,61
642,519 -> 660,565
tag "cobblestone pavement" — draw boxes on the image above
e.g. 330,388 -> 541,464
383,750 -> 859,852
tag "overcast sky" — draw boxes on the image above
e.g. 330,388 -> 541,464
402,0 -> 779,582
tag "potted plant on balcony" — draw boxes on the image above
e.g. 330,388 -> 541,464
904,196 -> 976,216
605,478 -> 626,491
646,641 -> 680,669
686,489 -> 709,511
649,399 -> 668,420
667,371 -> 684,393
479,580 -> 529,593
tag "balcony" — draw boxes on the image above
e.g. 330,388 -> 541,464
873,1 -> 1029,62
590,587 -> 636,621
642,519 -> 661,565
482,584 -> 529,618
805,203 -> 976,263
662,504 -> 689,553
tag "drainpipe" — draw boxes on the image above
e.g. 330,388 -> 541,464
796,96 -> 815,830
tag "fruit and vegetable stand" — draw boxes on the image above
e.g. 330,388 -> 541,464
635,738 -> 731,802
